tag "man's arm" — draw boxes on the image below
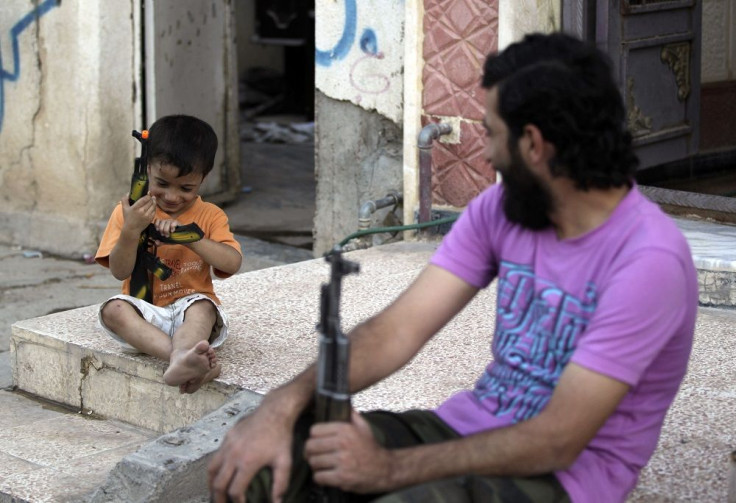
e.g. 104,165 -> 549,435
305,362 -> 630,494
208,264 -> 479,503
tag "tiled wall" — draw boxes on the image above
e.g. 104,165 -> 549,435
422,0 -> 499,207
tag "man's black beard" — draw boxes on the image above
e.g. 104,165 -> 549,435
499,147 -> 553,230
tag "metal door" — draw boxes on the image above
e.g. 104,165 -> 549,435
564,0 -> 702,170
142,0 -> 240,201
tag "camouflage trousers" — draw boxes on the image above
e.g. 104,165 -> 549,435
245,409 -> 570,503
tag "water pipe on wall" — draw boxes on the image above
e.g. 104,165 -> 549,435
358,191 -> 403,231
418,122 -> 453,223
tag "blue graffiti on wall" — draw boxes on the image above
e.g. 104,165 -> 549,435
315,0 -> 391,96
359,28 -> 378,56
315,0 -> 405,65
315,0 -> 356,66
0,0 -> 59,133
316,0 -> 375,67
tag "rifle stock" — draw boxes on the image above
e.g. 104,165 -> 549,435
315,246 -> 359,502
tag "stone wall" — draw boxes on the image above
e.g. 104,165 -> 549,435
313,91 -> 403,255
0,0 -> 139,257
0,0 -> 240,257
312,0 -> 405,255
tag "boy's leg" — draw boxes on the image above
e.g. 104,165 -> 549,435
100,299 -> 173,360
163,299 -> 221,393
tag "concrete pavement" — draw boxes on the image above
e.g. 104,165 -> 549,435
3,209 -> 736,501
0,237 -> 312,502
0,133 -> 317,501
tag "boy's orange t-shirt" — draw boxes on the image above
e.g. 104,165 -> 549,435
95,196 -> 241,306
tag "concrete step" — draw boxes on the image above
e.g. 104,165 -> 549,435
10,242 -> 495,431
4,223 -> 736,501
5,240 -> 498,502
674,217 -> 736,307
0,389 -> 157,503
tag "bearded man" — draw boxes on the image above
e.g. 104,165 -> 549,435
208,32 -> 698,503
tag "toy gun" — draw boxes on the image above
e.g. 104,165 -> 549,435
129,130 -> 205,302
314,246 -> 360,503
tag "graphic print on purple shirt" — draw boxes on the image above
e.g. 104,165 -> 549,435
474,260 -> 597,423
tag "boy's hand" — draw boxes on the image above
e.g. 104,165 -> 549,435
121,193 -> 156,234
153,217 -> 181,240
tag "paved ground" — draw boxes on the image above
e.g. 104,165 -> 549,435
2,132 -> 736,500
4,238 -> 736,502
224,141 -> 315,249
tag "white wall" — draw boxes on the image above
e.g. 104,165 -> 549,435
498,0 -> 560,51
702,0 -> 736,83
315,0 -> 404,123
0,0 -> 140,256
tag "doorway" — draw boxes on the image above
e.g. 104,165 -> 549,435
564,0 -> 736,219
224,0 -> 316,251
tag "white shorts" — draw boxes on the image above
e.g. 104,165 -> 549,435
97,293 -> 228,354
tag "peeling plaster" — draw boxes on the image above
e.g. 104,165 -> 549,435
315,0 -> 404,123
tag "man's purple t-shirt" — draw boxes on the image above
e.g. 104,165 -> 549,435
430,183 -> 698,503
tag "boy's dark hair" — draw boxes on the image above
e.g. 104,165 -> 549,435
147,115 -> 218,178
482,32 -> 638,190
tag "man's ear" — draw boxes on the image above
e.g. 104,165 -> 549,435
520,124 -> 555,166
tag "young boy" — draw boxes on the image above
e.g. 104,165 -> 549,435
95,115 -> 242,394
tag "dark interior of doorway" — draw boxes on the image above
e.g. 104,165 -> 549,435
633,78 -> 736,223
224,0 -> 316,251
637,149 -> 736,196
636,148 -> 736,224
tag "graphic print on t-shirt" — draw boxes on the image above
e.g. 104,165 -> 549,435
474,260 -> 598,423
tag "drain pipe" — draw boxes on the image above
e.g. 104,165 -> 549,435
418,122 -> 453,223
358,191 -> 403,230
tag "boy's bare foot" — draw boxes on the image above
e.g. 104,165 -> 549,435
207,349 -> 218,368
179,363 -> 222,394
163,340 -> 215,387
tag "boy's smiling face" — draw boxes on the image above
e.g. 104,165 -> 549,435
147,162 -> 204,218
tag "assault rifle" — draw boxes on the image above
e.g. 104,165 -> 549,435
129,130 -> 204,302
314,246 -> 360,503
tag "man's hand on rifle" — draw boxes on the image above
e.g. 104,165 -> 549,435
208,404 -> 295,503
121,193 -> 156,235
305,410 -> 395,494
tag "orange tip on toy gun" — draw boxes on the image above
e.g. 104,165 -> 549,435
130,130 -> 149,204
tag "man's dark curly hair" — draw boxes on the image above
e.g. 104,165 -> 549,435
148,115 -> 218,178
482,32 -> 638,189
